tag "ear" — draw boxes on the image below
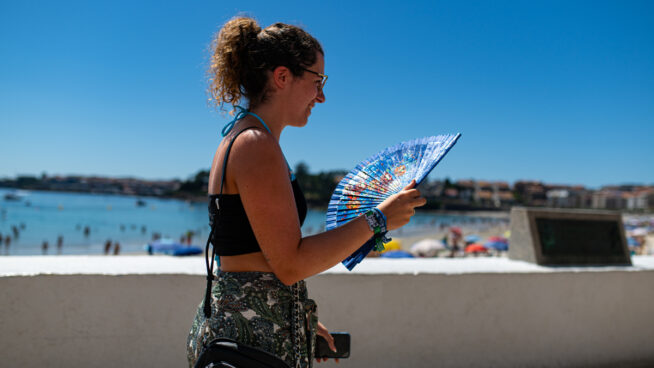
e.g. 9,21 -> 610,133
271,66 -> 291,89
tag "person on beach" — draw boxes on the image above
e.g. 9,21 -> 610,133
186,16 -> 426,368
447,226 -> 462,258
104,239 -> 112,255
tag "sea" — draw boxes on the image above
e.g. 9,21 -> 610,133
0,188 -> 505,256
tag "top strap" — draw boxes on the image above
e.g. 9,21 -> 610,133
219,106 -> 296,186
204,125 -> 260,319
217,126 -> 261,199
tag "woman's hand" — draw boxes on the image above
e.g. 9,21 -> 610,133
315,321 -> 339,364
376,180 -> 427,231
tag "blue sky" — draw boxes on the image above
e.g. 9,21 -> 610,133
1,0 -> 652,188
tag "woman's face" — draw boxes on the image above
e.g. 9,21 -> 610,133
288,52 -> 326,127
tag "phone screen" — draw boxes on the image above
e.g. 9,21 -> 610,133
314,332 -> 350,359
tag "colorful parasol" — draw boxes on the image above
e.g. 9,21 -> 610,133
326,133 -> 461,270
465,244 -> 488,254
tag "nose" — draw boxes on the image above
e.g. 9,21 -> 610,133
315,87 -> 326,103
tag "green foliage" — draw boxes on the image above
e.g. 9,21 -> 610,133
294,162 -> 346,208
177,170 -> 209,194
16,176 -> 39,188
173,164 -> 345,207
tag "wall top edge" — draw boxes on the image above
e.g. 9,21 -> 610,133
2,255 -> 654,277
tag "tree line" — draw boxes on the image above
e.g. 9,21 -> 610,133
173,163 -> 347,208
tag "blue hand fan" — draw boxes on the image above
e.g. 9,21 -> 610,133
325,133 -> 461,270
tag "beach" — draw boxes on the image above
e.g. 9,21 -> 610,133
2,188 -> 652,258
0,188 -> 509,256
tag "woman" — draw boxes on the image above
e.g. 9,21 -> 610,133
187,16 -> 426,368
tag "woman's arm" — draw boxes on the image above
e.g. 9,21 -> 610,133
231,130 -> 425,285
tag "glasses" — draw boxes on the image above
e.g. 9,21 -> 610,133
300,67 -> 328,89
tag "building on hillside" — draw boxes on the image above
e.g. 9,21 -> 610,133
545,185 -> 591,208
592,188 -> 625,210
513,181 -> 547,207
624,187 -> 654,211
452,179 -> 514,209
456,180 -> 475,202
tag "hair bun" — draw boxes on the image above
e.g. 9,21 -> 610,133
223,17 -> 261,49
208,16 -> 322,110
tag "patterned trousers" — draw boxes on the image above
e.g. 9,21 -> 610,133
187,271 -> 318,368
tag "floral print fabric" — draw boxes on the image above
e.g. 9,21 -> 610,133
187,271 -> 317,368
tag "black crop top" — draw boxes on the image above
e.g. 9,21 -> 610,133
207,124 -> 308,256
208,179 -> 307,255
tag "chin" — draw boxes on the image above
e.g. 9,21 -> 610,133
293,113 -> 310,127
294,119 -> 309,128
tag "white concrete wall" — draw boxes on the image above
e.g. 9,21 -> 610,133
1,256 -> 654,368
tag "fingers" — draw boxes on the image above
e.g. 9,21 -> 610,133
316,322 -> 336,352
403,189 -> 423,199
402,179 -> 417,190
413,196 -> 427,208
400,179 -> 422,199
316,358 -> 340,363
326,333 -> 337,352
398,188 -> 426,206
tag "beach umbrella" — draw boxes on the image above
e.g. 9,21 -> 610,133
380,239 -> 402,253
629,228 -> 648,237
465,235 -> 481,243
625,218 -> 641,227
146,240 -> 202,256
410,238 -> 446,257
325,134 -> 462,270
465,244 -> 488,254
487,236 -> 508,243
484,241 -> 509,251
379,250 -> 415,258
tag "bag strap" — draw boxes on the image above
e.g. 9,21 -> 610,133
195,337 -> 291,368
292,284 -> 303,368
203,126 -> 262,319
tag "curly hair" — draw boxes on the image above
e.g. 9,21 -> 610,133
208,17 -> 323,111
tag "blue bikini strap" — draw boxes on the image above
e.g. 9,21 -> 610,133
221,105 -> 296,180
221,106 -> 272,136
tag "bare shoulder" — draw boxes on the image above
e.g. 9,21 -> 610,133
228,128 -> 286,180
209,127 -> 281,194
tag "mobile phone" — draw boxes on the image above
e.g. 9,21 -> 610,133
314,332 -> 350,359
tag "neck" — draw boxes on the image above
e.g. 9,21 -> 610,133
248,104 -> 287,142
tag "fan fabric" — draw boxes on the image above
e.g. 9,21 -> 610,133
326,133 -> 461,270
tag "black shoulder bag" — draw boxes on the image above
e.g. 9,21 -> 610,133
195,127 -> 292,368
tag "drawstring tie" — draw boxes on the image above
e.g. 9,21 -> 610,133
221,106 -> 249,137
221,105 -> 272,136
